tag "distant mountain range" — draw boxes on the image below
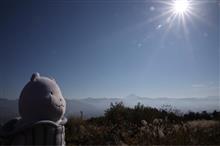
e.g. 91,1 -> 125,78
0,95 -> 219,123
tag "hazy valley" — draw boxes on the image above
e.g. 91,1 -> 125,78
0,95 -> 219,123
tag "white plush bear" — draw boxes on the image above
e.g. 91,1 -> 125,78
0,73 -> 67,145
19,72 -> 66,123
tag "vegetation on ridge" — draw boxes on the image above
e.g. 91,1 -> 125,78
65,102 -> 220,145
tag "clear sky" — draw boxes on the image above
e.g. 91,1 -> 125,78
0,0 -> 219,99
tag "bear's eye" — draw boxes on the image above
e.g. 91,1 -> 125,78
50,92 -> 53,95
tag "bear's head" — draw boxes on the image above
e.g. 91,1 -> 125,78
19,73 -> 66,123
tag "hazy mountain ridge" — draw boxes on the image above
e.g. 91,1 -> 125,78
0,96 -> 219,123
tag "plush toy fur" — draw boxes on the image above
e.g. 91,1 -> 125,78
0,73 -> 67,145
19,73 -> 66,123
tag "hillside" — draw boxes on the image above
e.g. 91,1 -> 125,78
0,96 -> 219,123
65,102 -> 220,145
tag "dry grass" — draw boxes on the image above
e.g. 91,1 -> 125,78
65,103 -> 220,145
65,118 -> 220,145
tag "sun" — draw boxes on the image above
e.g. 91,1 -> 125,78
172,0 -> 190,14
144,0 -> 203,45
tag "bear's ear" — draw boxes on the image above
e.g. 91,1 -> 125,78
31,72 -> 40,82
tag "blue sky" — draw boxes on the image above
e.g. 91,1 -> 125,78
0,0 -> 219,99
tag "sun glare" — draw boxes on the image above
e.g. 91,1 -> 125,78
148,0 -> 202,41
172,0 -> 190,14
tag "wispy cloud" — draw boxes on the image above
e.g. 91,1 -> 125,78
191,82 -> 219,97
192,81 -> 218,88
192,84 -> 206,88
